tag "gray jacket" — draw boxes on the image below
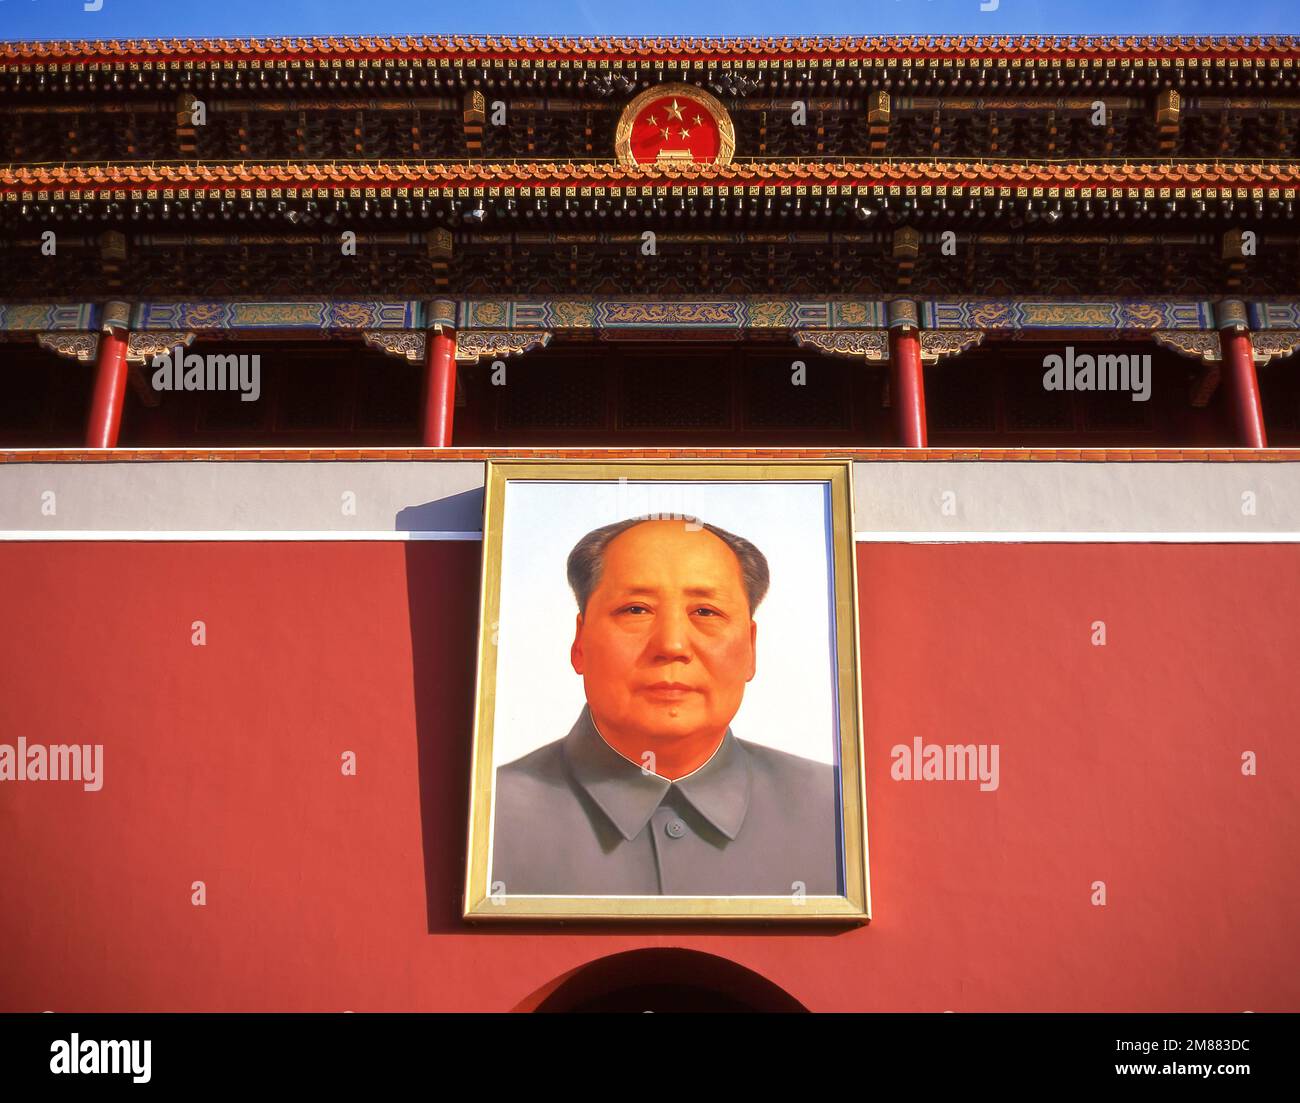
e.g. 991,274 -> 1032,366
492,706 -> 841,897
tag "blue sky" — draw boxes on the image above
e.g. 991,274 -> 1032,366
0,0 -> 1296,41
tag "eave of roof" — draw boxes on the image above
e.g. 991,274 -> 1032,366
2,34 -> 1299,68
3,160 -> 1296,195
3,447 -> 1299,464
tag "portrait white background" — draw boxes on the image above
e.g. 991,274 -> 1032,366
490,479 -> 840,770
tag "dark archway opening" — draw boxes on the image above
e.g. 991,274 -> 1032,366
523,948 -> 807,1013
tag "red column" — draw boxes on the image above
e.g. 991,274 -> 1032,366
421,329 -> 457,447
85,325 -> 129,448
890,327 -> 928,448
1221,328 -> 1268,448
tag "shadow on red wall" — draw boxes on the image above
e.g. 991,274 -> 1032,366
404,540 -> 483,934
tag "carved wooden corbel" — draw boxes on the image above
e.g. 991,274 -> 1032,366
363,330 -> 427,363
125,331 -> 196,364
919,329 -> 985,364
793,329 -> 889,361
454,330 -> 552,364
1251,330 -> 1300,366
1152,330 -> 1223,406
37,333 -> 99,361
125,331 -> 196,407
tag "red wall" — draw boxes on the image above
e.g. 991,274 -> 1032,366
1,540 -> 1297,1011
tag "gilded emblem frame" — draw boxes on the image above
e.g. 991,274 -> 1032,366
463,460 -> 870,923
614,83 -> 737,168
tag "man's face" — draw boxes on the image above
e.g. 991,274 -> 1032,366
571,520 -> 758,753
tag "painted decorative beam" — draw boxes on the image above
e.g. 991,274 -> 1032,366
920,299 -> 1216,331
456,299 -> 887,331
1250,302 -> 1300,330
7,298 -> 1300,340
0,303 -> 97,332
133,301 -> 422,331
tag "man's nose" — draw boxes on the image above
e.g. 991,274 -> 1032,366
648,606 -> 692,662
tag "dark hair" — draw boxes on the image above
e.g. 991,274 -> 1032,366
566,516 -> 770,615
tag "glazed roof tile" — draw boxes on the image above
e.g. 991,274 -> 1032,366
2,34 -> 1299,66
3,160 -> 1297,193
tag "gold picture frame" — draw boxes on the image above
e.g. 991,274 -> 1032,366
613,83 -> 737,168
463,460 -> 869,922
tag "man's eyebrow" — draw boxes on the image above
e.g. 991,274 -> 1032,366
615,585 -> 724,598
619,585 -> 661,596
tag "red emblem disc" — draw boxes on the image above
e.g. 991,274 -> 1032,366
615,84 -> 736,168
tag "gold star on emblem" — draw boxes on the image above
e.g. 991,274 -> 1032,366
665,98 -> 684,121
694,114 -> 703,125
645,113 -> 657,127
679,127 -> 691,140
661,127 -> 670,141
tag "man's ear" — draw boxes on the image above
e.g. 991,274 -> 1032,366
570,612 -> 585,674
746,618 -> 758,682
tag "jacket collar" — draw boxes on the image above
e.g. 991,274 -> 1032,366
561,706 -> 752,842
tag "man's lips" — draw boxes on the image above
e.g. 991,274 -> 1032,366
640,682 -> 701,700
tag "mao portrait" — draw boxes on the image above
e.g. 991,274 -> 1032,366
464,462 -> 870,922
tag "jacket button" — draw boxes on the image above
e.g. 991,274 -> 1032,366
665,820 -> 686,838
